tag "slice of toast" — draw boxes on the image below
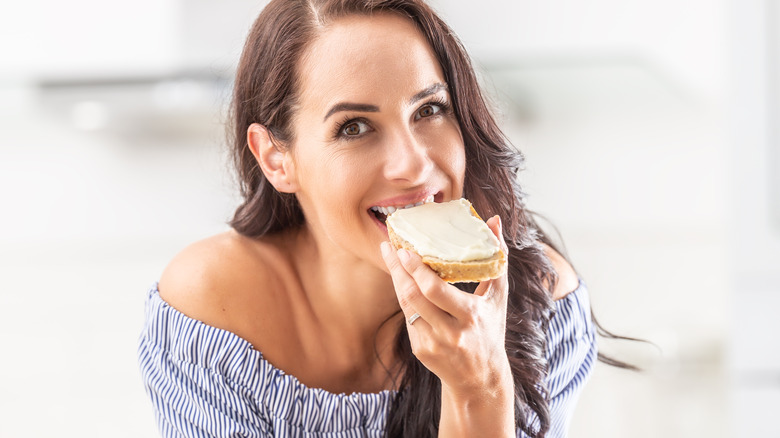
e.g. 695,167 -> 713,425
386,200 -> 506,283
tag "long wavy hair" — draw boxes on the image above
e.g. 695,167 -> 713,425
227,0 -> 631,436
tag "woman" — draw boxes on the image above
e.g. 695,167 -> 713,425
138,0 -> 600,436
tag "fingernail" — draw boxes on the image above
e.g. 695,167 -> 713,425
397,248 -> 410,263
495,215 -> 502,233
380,242 -> 390,258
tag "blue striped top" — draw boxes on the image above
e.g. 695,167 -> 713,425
138,280 -> 596,437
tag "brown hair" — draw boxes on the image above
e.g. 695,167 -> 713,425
229,0 -> 566,436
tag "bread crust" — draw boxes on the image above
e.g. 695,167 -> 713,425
386,202 -> 507,283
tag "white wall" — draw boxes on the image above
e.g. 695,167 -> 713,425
728,0 -> 780,436
431,0 -> 728,104
0,0 -> 180,80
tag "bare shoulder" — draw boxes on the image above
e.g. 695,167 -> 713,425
157,230 -> 282,328
540,242 -> 580,301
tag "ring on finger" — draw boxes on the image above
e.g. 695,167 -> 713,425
407,312 -> 421,325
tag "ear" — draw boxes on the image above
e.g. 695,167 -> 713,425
247,123 -> 299,193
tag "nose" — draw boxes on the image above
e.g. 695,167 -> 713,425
382,130 -> 434,185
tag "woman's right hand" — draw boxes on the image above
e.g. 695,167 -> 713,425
380,215 -> 515,437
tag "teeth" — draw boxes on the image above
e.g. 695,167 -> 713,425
371,195 -> 436,216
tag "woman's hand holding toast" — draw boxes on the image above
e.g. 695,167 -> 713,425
381,216 -> 515,437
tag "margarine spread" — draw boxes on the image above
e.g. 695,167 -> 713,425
386,199 -> 499,262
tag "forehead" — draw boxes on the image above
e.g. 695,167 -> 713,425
296,13 -> 446,114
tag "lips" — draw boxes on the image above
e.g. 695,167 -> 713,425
368,194 -> 435,224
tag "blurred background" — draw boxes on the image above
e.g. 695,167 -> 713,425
0,0 -> 777,436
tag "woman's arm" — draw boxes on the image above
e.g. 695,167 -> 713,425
438,360 -> 516,437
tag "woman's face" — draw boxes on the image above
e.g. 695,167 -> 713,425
288,12 -> 466,269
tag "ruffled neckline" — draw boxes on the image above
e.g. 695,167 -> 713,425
141,280 -> 589,433
141,283 -> 394,433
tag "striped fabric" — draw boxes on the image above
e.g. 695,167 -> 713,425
138,280 -> 596,437
526,279 -> 598,437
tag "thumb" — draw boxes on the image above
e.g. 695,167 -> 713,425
485,215 -> 508,255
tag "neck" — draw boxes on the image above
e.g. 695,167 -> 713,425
286,225 -> 405,387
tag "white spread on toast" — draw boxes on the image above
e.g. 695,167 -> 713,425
386,199 -> 499,262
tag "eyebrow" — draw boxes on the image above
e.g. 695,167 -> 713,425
409,82 -> 448,105
323,103 -> 379,122
322,82 -> 449,122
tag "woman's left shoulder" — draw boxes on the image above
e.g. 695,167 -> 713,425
540,243 -> 580,301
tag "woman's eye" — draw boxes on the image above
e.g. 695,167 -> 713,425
341,120 -> 369,137
416,103 -> 440,119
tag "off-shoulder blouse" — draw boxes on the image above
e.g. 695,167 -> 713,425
138,280 -> 596,437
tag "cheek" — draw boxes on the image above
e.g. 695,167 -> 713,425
423,118 -> 466,177
452,143 -> 466,178
297,147 -> 377,211
324,149 -> 378,190
439,132 -> 467,189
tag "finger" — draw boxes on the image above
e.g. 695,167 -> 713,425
395,247 -> 476,321
474,275 -> 508,303
406,311 -> 431,335
380,242 -> 449,327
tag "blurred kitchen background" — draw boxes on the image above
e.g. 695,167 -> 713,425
0,0 -> 778,436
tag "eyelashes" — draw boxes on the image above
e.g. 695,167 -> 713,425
416,98 -> 452,119
332,115 -> 369,140
331,98 -> 453,141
